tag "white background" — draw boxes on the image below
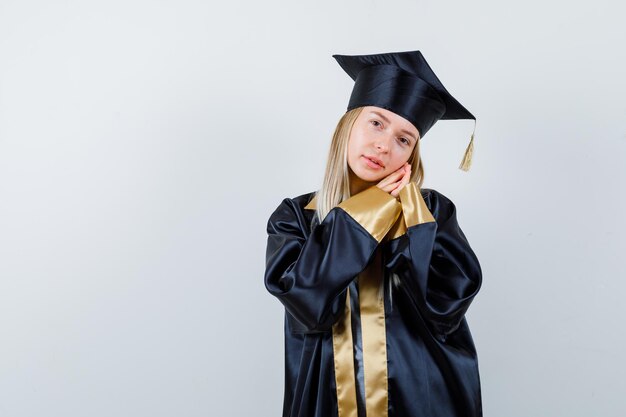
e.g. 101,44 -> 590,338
1,1 -> 625,416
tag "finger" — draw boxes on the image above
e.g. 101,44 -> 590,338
390,177 -> 406,195
378,168 -> 405,186
394,169 -> 411,194
379,183 -> 399,194
378,175 -> 403,190
379,178 -> 402,194
378,164 -> 411,194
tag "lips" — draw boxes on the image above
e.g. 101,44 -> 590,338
363,155 -> 384,168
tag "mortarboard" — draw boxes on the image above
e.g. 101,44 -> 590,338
333,50 -> 477,171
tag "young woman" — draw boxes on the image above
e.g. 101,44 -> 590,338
264,50 -> 483,417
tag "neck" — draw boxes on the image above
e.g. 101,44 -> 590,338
348,169 -> 376,196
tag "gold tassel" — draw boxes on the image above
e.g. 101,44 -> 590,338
458,120 -> 476,172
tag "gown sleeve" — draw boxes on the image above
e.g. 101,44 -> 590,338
383,184 -> 482,338
265,185 -> 402,333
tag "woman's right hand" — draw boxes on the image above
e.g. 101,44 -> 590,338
377,162 -> 412,198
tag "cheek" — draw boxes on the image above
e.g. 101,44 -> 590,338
347,133 -> 364,159
346,139 -> 355,162
388,149 -> 412,170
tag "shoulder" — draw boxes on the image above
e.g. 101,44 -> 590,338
421,187 -> 454,205
421,187 -> 459,224
293,190 -> 317,209
266,190 -> 317,234
274,190 -> 316,214
269,190 -> 316,213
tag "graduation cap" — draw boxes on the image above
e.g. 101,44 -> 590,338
333,50 -> 477,171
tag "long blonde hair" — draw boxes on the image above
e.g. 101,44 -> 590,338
314,106 -> 424,224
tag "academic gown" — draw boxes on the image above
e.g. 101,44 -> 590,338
264,183 -> 483,417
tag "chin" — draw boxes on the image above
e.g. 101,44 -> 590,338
352,168 -> 385,183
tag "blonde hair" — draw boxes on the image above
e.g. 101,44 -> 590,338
314,106 -> 424,223
313,106 -> 425,306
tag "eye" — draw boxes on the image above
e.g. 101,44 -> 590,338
399,137 -> 410,145
370,120 -> 382,128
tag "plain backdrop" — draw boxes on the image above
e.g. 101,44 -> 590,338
1,1 -> 625,416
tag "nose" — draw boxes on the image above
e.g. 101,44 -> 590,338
374,134 -> 392,152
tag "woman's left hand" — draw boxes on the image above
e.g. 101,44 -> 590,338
389,163 -> 411,198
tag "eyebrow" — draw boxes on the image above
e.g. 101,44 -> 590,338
369,111 -> 418,141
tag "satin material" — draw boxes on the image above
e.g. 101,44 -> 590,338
384,182 -> 436,241
348,279 -> 367,417
332,252 -> 390,417
332,286 -> 358,417
305,186 -> 403,242
399,181 -> 435,227
332,50 -> 476,138
337,185 -> 402,243
265,185 -> 483,417
358,248 -> 388,417
348,65 -> 445,139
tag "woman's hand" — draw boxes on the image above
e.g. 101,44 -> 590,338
377,163 -> 411,198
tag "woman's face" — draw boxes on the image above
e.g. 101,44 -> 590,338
347,106 -> 419,183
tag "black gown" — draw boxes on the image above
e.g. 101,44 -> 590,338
264,183 -> 483,417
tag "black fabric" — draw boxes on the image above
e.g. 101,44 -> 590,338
264,188 -> 483,417
348,279 -> 367,417
333,50 -> 475,138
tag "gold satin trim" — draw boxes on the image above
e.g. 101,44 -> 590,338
332,287 -> 358,417
385,183 -> 436,240
383,212 -> 406,242
359,250 -> 388,417
337,186 -> 402,243
305,187 -> 401,241
398,182 -> 436,227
